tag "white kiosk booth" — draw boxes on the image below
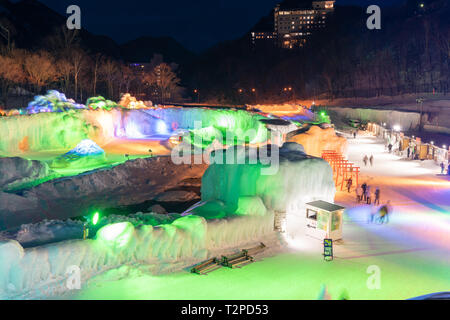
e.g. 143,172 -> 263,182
305,200 -> 344,241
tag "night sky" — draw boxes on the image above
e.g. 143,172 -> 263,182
30,0 -> 406,52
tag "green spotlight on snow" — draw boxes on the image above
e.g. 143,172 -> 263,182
97,222 -> 134,248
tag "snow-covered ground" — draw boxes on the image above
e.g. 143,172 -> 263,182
58,134 -> 449,300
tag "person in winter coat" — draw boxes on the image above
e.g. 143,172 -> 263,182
366,185 -> 372,205
346,177 -> 353,193
363,155 -> 369,166
378,200 -> 392,224
374,187 -> 380,205
356,185 -> 363,203
361,183 -> 367,201
441,162 -> 445,174
369,155 -> 374,166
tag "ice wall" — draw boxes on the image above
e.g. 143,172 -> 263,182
0,212 -> 275,299
144,108 -> 269,144
0,111 -> 91,154
328,107 -> 421,131
0,108 -> 270,154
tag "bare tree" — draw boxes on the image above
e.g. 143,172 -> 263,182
70,49 -> 85,100
0,52 -> 25,105
23,51 -> 58,93
91,53 -> 103,96
99,59 -> 119,99
56,58 -> 72,94
118,64 -> 135,95
45,25 -> 80,54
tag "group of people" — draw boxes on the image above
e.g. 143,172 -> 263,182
355,182 -> 380,205
406,146 -> 418,160
440,162 -> 450,175
363,155 -> 374,166
352,182 -> 390,224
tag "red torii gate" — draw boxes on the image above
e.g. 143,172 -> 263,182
322,150 -> 360,192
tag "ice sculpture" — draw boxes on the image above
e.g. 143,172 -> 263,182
118,93 -> 152,109
87,96 -> 119,111
26,90 -> 86,114
51,139 -> 106,169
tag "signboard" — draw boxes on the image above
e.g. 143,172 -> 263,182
324,239 -> 333,261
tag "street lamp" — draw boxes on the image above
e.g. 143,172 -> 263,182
193,89 -> 199,103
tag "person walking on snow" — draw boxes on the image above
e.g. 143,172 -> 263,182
378,200 -> 392,224
346,177 -> 353,193
363,155 -> 369,166
356,185 -> 363,203
369,155 -> 374,166
366,185 -> 372,205
374,187 -> 380,205
441,162 -> 445,174
361,182 -> 367,201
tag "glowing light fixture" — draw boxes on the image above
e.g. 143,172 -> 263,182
92,212 -> 100,226
393,125 -> 401,132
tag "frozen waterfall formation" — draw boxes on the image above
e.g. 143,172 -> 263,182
185,142 -> 336,235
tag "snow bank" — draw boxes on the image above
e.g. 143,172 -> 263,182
288,125 -> 348,157
0,157 -> 53,191
0,156 -> 208,230
0,212 -> 275,299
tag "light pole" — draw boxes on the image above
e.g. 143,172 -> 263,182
416,98 -> 425,132
194,89 -> 200,103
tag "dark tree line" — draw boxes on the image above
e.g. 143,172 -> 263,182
183,0 -> 449,104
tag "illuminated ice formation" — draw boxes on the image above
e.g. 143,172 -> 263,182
65,139 -> 104,156
118,93 -> 152,109
51,139 -> 106,169
87,96 -> 118,111
196,142 -> 335,236
26,90 -> 86,114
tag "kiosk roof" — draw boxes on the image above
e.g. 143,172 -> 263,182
306,200 -> 345,212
